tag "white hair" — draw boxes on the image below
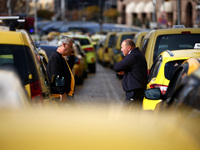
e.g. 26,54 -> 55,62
58,36 -> 74,47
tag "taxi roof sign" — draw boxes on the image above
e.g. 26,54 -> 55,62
194,43 -> 200,49
172,25 -> 185,28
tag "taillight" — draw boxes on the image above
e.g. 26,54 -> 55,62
181,31 -> 191,34
147,69 -> 150,75
105,48 -> 108,53
150,84 -> 168,94
30,80 -> 43,100
84,47 -> 94,52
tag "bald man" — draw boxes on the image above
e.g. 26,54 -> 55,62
114,39 -> 148,108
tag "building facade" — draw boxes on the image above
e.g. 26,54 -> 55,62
117,0 -> 200,28
0,0 -> 28,16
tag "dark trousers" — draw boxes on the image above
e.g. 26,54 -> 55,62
124,89 -> 144,108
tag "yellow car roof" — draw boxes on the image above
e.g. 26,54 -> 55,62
116,31 -> 137,36
145,28 -> 200,38
134,31 -> 148,39
181,57 -> 200,75
161,49 -> 200,58
0,31 -> 29,46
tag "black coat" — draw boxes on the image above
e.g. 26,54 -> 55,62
114,47 -> 148,92
47,51 -> 75,94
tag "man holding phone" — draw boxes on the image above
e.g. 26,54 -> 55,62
47,36 -> 75,103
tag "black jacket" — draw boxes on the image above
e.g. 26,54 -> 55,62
47,51 -> 75,94
114,47 -> 148,92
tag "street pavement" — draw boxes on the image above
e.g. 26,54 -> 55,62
74,63 -> 125,105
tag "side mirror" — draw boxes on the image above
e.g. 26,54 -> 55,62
144,88 -> 162,100
51,75 -> 65,87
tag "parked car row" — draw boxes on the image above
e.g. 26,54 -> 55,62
95,25 -> 200,117
96,31 -> 138,68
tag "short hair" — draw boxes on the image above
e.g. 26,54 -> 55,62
124,39 -> 135,48
58,36 -> 74,47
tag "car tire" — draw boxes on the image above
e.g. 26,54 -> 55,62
84,70 -> 88,78
89,63 -> 96,73
76,76 -> 84,85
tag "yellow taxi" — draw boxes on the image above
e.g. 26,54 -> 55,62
37,47 -> 48,69
143,50 -> 200,111
112,31 -> 137,66
90,32 -> 106,50
47,31 -> 61,41
133,31 -> 148,49
0,29 -> 52,104
101,32 -> 117,67
140,27 -> 200,73
153,56 -> 200,111
145,61 -> 200,114
67,34 -> 96,73
96,39 -> 105,63
73,41 -> 87,84
181,57 -> 200,75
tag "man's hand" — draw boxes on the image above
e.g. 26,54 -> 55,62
118,71 -> 124,75
60,93 -> 67,102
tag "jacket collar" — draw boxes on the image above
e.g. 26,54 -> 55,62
130,47 -> 139,54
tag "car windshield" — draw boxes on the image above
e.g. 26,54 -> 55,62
0,44 -> 38,84
121,34 -> 135,43
108,35 -> 116,47
38,45 -> 57,59
164,60 -> 185,80
154,34 -> 200,60
73,38 -> 91,46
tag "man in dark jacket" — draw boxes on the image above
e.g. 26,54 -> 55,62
114,39 -> 148,107
47,36 -> 75,103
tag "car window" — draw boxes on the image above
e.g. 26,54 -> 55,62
0,44 -> 38,85
165,67 -> 187,102
112,35 -> 118,49
74,38 -> 91,46
164,60 -> 185,80
76,44 -> 85,55
141,39 -> 149,55
39,45 -> 57,59
108,35 -> 116,47
121,34 -> 135,44
154,34 -> 200,61
133,37 -> 137,44
148,56 -> 162,82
